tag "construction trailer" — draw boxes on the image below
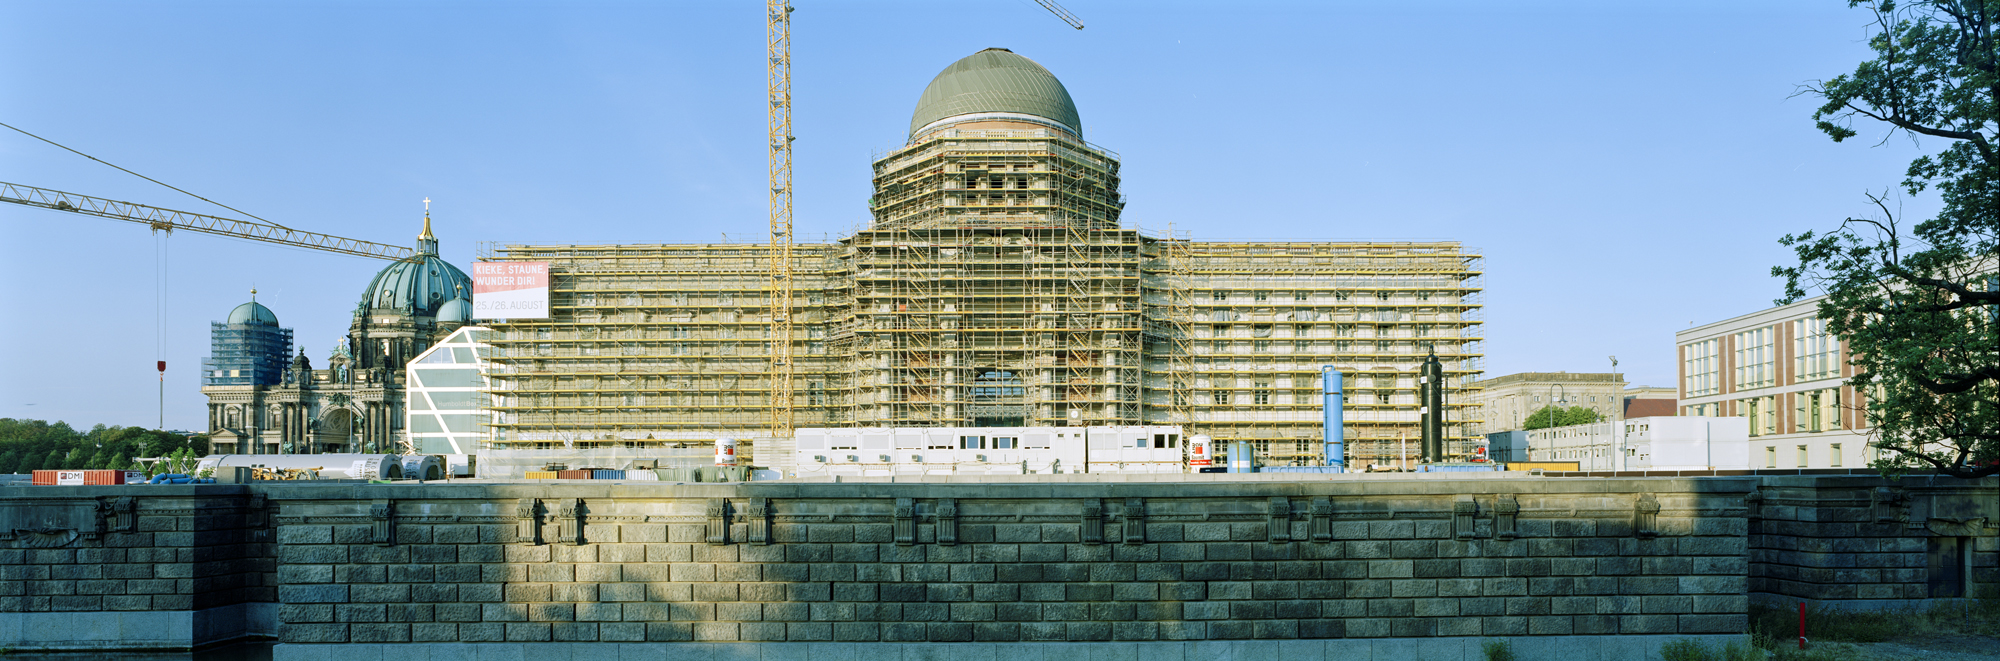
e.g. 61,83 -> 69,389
794,425 -> 1186,477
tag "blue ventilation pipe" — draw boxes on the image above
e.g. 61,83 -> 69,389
1322,366 -> 1345,472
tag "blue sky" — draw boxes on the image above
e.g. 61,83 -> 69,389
0,1 -> 1933,431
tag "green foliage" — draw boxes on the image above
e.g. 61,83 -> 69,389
1522,405 -> 1603,430
1781,0 -> 2000,479
0,418 -> 206,475
1659,638 -> 1760,661
1480,639 -> 1516,661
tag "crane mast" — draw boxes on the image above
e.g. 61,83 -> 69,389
0,181 -> 413,261
767,0 -> 797,442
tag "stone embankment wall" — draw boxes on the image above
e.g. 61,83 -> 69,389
0,475 -> 1992,658
256,478 -> 1760,657
0,487 -> 275,650
1750,475 -> 1999,608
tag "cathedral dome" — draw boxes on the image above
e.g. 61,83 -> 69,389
436,296 -> 473,323
909,48 -> 1082,141
359,212 -> 471,317
226,299 -> 279,326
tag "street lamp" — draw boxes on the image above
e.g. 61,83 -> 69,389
1546,384 -> 1570,466
1610,356 -> 1621,472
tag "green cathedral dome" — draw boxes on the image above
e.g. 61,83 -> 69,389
908,48 -> 1082,141
226,299 -> 279,326
358,213 -> 471,317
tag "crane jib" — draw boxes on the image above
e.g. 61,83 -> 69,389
0,181 -> 412,261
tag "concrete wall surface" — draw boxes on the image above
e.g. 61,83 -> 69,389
0,475 -> 1991,654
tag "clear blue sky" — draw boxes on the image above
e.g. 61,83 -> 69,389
0,1 -> 1933,432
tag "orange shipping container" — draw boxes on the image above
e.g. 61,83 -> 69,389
557,470 -> 592,480
31,470 -> 87,485
83,470 -> 125,485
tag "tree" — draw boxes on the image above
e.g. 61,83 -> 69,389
1780,0 -> 2000,478
1524,405 -> 1603,431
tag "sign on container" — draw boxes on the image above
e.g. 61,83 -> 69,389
472,261 -> 550,320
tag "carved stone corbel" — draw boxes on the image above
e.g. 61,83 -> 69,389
104,497 -> 137,534
1122,498 -> 1145,545
1871,487 -> 1908,524
704,498 -> 729,546
516,498 -> 542,545
370,499 -> 395,546
1309,497 -> 1333,543
1494,495 -> 1520,540
1633,494 -> 1660,539
556,498 -> 584,546
746,497 -> 771,546
894,498 -> 916,546
1081,500 -> 1104,545
936,498 -> 959,546
1453,495 -> 1477,540
1268,497 -> 1291,544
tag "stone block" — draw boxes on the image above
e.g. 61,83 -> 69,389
1368,521 -> 1414,540
351,623 -> 410,642
646,622 -> 694,642
1679,614 -> 1747,633
1621,614 -> 1677,634
279,623 -> 348,643
278,525 -> 334,545
1366,599 -> 1412,618
279,584 -> 349,604
1344,541 -> 1389,560
1413,598 -> 1458,617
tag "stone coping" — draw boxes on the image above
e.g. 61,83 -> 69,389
272,635 -> 1755,661
0,476 -> 1764,502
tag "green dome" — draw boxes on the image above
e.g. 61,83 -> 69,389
437,296 -> 473,323
908,48 -> 1081,141
227,300 -> 279,326
360,254 -> 472,317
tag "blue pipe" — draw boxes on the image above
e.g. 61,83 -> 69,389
149,473 -> 185,484
1322,366 -> 1345,473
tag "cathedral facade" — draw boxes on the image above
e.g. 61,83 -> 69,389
199,214 -> 474,455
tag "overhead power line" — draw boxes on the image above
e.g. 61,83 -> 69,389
0,120 -> 292,230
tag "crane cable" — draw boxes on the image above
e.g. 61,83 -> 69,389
0,120 -> 292,230
156,228 -> 168,429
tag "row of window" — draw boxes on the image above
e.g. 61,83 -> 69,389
1682,387 -> 1845,437
1764,443 -> 1847,469
1683,318 -> 1840,398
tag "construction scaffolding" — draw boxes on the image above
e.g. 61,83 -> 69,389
1168,241 -> 1485,467
470,130 -> 1484,470
473,242 -> 851,463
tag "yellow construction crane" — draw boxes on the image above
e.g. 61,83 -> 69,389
767,0 -> 798,441
0,181 -> 413,260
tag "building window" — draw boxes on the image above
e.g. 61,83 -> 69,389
1829,443 -> 1842,468
1684,339 -> 1718,397
1213,291 -> 1228,301
1377,392 -> 1391,405
1254,291 -> 1268,302
1254,390 -> 1271,405
1294,291 -> 1309,301
1794,317 -> 1839,382
1797,445 -> 1808,468
1741,396 -> 1776,437
1734,327 -> 1775,389
1766,446 -> 1777,469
